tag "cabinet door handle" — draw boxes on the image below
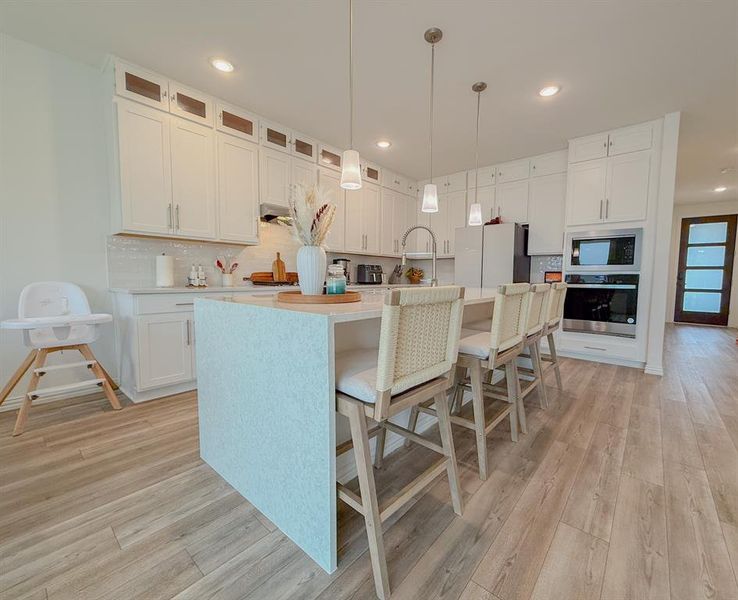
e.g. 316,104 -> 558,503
599,200 -> 603,220
167,203 -> 172,228
605,199 -> 609,219
175,205 -> 180,230
186,320 -> 191,346
603,141 -> 608,148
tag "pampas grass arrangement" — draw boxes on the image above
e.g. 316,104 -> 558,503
288,183 -> 336,247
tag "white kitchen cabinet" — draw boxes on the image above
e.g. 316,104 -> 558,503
412,198 -> 432,254
531,150 -> 567,177
608,122 -> 653,156
469,185 -> 496,223
291,158 -> 318,189
291,131 -> 318,162
137,312 -> 194,390
259,147 -> 291,208
114,60 -> 170,110
260,119 -> 291,153
444,191 -> 467,256
467,165 -> 496,188
319,167 -> 345,252
116,99 -> 173,235
217,134 -> 259,244
566,159 -> 607,226
441,171 -> 468,194
568,133 -> 609,163
344,183 -> 380,254
216,101 -> 258,143
528,173 -> 566,255
496,180 -> 529,223
169,82 -> 213,126
318,144 -> 343,172
380,189 -> 395,255
361,161 -> 381,186
170,117 -> 217,239
565,150 -> 651,226
496,159 -> 530,184
605,150 -> 651,222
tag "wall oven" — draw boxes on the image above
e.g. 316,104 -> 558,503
563,274 -> 639,338
566,228 -> 642,273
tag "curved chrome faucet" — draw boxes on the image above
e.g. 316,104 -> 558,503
400,225 -> 438,287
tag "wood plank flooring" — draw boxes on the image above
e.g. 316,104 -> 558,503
1,324 -> 737,600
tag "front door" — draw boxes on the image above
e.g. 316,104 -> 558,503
675,214 -> 736,325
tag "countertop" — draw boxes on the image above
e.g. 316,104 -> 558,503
198,287 -> 496,323
109,282 -> 440,295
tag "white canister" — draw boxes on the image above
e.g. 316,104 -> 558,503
221,273 -> 234,287
155,254 -> 175,287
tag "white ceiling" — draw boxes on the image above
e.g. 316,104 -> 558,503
1,0 -> 736,204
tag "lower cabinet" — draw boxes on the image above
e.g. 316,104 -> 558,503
137,312 -> 195,390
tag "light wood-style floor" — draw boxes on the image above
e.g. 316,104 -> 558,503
1,324 -> 737,600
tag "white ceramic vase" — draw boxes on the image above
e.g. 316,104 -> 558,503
221,273 -> 234,287
297,245 -> 327,295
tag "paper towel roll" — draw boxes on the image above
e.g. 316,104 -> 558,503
156,254 -> 175,287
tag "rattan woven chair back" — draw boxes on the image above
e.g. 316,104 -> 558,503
525,284 -> 551,337
544,282 -> 568,330
374,286 -> 465,420
488,283 -> 530,355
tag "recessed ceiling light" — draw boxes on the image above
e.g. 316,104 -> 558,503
376,140 -> 392,149
210,58 -> 234,73
714,186 -> 728,192
538,85 -> 560,97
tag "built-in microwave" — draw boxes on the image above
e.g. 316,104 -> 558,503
565,229 -> 642,273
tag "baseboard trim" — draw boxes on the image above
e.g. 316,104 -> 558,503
644,364 -> 664,376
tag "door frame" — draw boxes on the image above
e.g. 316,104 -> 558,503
674,214 -> 737,326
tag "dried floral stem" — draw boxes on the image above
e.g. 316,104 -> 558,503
287,183 -> 336,246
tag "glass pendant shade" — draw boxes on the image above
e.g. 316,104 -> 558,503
468,202 -> 483,226
340,149 -> 362,190
421,183 -> 439,213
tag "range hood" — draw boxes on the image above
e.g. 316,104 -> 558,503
259,203 -> 291,222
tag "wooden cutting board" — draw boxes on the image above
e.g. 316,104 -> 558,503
272,252 -> 286,282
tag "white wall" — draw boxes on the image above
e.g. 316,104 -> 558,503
0,34 -> 115,406
666,199 -> 738,328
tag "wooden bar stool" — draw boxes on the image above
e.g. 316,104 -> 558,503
334,286 -> 465,599
410,283 -> 530,481
539,282 -> 568,390
516,284 -> 551,410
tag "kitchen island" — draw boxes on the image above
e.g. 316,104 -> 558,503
194,287 -> 497,573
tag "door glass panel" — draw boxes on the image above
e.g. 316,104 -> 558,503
175,93 -> 206,118
688,221 -> 728,244
685,269 -> 723,290
683,292 -> 721,313
686,246 -> 726,267
222,111 -> 253,136
294,138 -> 313,157
125,72 -> 161,101
320,149 -> 341,168
267,128 -> 288,148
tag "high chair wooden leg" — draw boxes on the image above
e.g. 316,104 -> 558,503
0,350 -> 37,407
78,345 -> 121,410
469,360 -> 488,480
13,349 -> 48,436
345,400 -> 390,600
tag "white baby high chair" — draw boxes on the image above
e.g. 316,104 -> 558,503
0,282 -> 121,435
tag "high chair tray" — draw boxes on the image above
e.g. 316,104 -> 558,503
1,313 -> 112,329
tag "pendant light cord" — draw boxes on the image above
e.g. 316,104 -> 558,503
474,89 -> 481,205
349,0 -> 354,150
429,42 -> 435,184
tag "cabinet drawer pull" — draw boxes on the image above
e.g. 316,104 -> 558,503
167,203 -> 172,228
186,320 -> 191,346
175,302 -> 194,306
605,199 -> 610,219
175,205 -> 180,230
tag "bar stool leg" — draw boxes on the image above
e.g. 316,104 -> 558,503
345,401 -> 390,600
0,350 -> 37,407
469,360 -> 488,481
404,406 -> 420,448
504,361 -> 519,442
13,349 -> 48,436
374,426 -> 387,468
548,333 -> 563,390
435,391 -> 463,516
511,362 -> 527,435
531,341 -> 548,409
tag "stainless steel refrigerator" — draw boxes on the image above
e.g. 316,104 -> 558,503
454,223 -> 530,288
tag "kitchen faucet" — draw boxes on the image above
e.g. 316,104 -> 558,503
400,225 -> 438,287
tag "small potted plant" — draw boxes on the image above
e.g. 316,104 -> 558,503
405,267 -> 424,284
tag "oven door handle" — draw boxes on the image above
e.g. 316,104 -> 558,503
566,283 -> 638,289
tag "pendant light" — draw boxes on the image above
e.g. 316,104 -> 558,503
468,81 -> 487,225
340,0 -> 362,190
421,27 -> 442,213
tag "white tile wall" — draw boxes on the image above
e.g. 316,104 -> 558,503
530,255 -> 563,283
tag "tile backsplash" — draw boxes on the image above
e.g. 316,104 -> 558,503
530,255 -> 563,283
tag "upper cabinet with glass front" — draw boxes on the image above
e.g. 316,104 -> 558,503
168,82 -> 214,126
114,61 -> 170,110
318,144 -> 343,172
216,102 -> 259,143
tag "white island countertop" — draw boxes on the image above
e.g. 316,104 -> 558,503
198,286 -> 497,323
109,282 -> 441,295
